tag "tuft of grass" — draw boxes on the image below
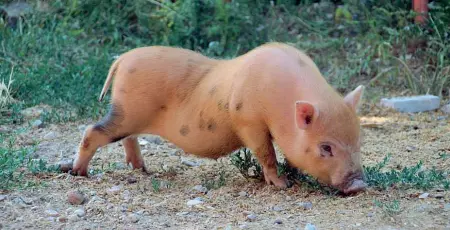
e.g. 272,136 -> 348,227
231,148 -> 450,194
151,177 -> 160,192
0,66 -> 16,110
201,169 -> 227,190
374,199 -> 402,217
0,133 -> 57,191
364,154 -> 450,190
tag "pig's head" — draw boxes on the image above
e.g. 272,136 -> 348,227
287,85 -> 367,194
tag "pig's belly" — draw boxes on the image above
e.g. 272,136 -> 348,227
159,120 -> 243,159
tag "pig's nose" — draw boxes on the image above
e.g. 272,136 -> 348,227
343,179 -> 367,194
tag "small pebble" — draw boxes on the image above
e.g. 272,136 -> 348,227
45,209 -> 59,217
192,185 -> 208,193
127,213 -> 139,223
187,199 -> 204,206
68,214 -> 79,222
77,125 -> 87,132
246,214 -> 257,222
419,193 -> 429,199
444,203 -> 450,211
272,205 -> 284,211
0,195 -> 7,201
74,208 -> 85,217
138,139 -> 149,146
43,131 -> 58,140
238,191 -> 248,197
20,197 -> 33,205
67,190 -> 85,205
298,201 -> 313,210
123,190 -> 131,201
127,176 -> 137,184
107,185 -> 122,195
274,219 -> 283,224
305,223 -> 316,230
181,159 -> 200,167
285,196 -> 292,201
239,224 -> 249,229
57,216 -> 67,223
432,193 -> 444,199
32,119 -> 43,128
367,212 -> 374,217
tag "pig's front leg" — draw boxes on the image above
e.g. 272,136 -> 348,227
254,141 -> 289,188
238,127 -> 289,188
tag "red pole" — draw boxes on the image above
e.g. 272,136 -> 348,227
413,0 -> 429,25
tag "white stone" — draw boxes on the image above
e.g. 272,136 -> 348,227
380,95 -> 440,113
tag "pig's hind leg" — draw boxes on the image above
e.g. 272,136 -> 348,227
72,103 -> 144,176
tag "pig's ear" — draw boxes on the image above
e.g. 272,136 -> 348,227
295,101 -> 318,130
344,85 -> 365,111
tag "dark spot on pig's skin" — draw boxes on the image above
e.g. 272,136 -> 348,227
305,147 -> 310,154
93,103 -> 124,135
217,100 -> 224,110
209,86 -> 217,96
207,119 -> 217,132
180,125 -> 190,136
235,102 -> 243,111
82,138 -> 90,149
224,103 -> 229,111
199,118 -> 205,130
160,105 -> 167,111
110,134 -> 129,143
128,68 -> 136,74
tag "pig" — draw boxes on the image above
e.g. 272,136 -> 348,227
72,42 -> 367,194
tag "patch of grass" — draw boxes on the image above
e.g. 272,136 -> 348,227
0,133 -> 57,191
364,154 -> 450,190
374,199 -> 402,217
151,177 -> 160,192
201,169 -> 227,190
231,148 -> 450,194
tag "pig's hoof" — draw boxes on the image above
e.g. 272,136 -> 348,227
71,163 -> 89,177
265,175 -> 290,189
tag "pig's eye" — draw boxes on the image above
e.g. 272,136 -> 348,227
320,144 -> 333,157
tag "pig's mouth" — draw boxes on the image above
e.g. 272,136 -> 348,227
335,172 -> 367,195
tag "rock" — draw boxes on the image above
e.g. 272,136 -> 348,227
380,95 -> 440,113
441,104 -> 450,114
143,135 -> 163,145
298,201 -> 313,210
68,214 -> 79,222
122,190 -> 131,201
181,158 -> 200,167
19,197 -> 33,205
20,105 -> 49,119
271,205 -> 284,212
57,159 -> 73,173
274,219 -> 283,224
127,213 -> 139,223
192,185 -> 208,193
444,203 -> 450,211
239,224 -> 249,229
107,185 -> 122,195
0,195 -> 7,201
45,209 -> 59,217
31,120 -> 43,129
138,139 -> 149,146
304,223 -> 316,230
127,176 -> 137,184
238,191 -> 248,197
431,193 -> 444,199
74,208 -> 85,217
67,190 -> 85,205
77,125 -> 87,133
57,216 -> 67,223
406,146 -> 416,152
187,198 -> 204,207
419,192 -> 429,199
367,212 -> 374,217
246,214 -> 257,222
285,196 -> 292,201
43,131 -> 58,140
2,1 -> 32,29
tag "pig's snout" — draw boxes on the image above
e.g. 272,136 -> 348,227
337,171 -> 367,194
342,179 -> 367,194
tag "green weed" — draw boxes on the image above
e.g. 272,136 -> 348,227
201,169 -> 227,190
374,199 -> 402,217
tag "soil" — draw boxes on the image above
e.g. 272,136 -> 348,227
1,106 -> 449,230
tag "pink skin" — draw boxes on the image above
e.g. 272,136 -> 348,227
72,43 -> 367,194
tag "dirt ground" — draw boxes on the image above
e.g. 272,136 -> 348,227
1,106 -> 450,230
